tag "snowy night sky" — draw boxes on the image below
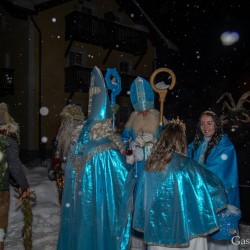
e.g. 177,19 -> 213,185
117,0 -> 250,116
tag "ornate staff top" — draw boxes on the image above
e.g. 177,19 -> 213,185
105,68 -> 122,128
150,67 -> 176,125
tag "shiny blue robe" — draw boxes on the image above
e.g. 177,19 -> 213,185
188,134 -> 240,208
133,152 -> 227,247
57,121 -> 135,250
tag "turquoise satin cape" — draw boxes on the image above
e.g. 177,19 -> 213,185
133,153 -> 227,247
188,134 -> 240,208
57,121 -> 135,250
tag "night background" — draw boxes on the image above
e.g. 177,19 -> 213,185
1,0 -> 250,222
117,0 -> 250,116
123,0 -> 250,223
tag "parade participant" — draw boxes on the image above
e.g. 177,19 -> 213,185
57,66 -> 135,250
133,119 -> 227,250
122,76 -> 168,177
55,104 -> 85,166
0,103 -> 29,250
49,104 -> 85,204
121,76 -> 167,250
188,110 -> 240,250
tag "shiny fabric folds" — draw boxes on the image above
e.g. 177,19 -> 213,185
188,134 -> 240,208
133,153 -> 227,247
87,66 -> 112,121
57,133 -> 135,250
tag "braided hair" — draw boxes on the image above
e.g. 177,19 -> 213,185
191,111 -> 223,163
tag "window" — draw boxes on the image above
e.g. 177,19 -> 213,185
119,60 -> 133,74
0,14 -> 6,29
81,6 -> 93,15
68,49 -> 85,66
79,2 -> 96,15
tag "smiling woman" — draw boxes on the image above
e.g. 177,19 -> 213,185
188,110 -> 241,250
199,114 -> 216,139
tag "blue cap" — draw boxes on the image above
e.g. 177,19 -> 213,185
87,66 -> 112,121
130,77 -> 154,111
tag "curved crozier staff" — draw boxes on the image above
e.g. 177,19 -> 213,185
150,67 -> 176,126
105,68 -> 122,129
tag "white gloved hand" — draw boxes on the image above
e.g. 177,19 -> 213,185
135,134 -> 145,147
142,132 -> 156,143
126,155 -> 135,165
132,143 -> 144,162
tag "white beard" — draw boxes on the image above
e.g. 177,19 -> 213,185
125,109 -> 161,136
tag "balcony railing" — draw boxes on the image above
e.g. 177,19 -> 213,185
65,11 -> 148,56
65,65 -> 144,95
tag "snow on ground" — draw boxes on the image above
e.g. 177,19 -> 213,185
5,160 -> 61,250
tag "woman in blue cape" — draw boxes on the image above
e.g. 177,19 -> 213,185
57,66 -> 135,250
133,119 -> 227,250
188,110 -> 240,250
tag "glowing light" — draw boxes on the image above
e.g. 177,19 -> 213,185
52,17 -> 56,22
66,203 -> 70,207
40,107 -> 49,116
220,31 -> 240,46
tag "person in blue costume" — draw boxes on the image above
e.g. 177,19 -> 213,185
57,66 -> 135,250
121,76 -> 168,250
188,110 -> 240,250
133,119 -> 228,250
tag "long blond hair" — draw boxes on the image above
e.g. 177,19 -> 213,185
145,119 -> 187,172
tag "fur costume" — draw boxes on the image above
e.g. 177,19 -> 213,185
0,103 -> 29,248
56,104 -> 85,161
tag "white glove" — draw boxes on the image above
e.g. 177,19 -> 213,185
135,134 -> 145,147
142,132 -> 156,143
126,155 -> 135,165
132,143 -> 144,162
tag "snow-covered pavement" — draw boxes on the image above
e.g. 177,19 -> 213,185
5,160 -> 61,250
